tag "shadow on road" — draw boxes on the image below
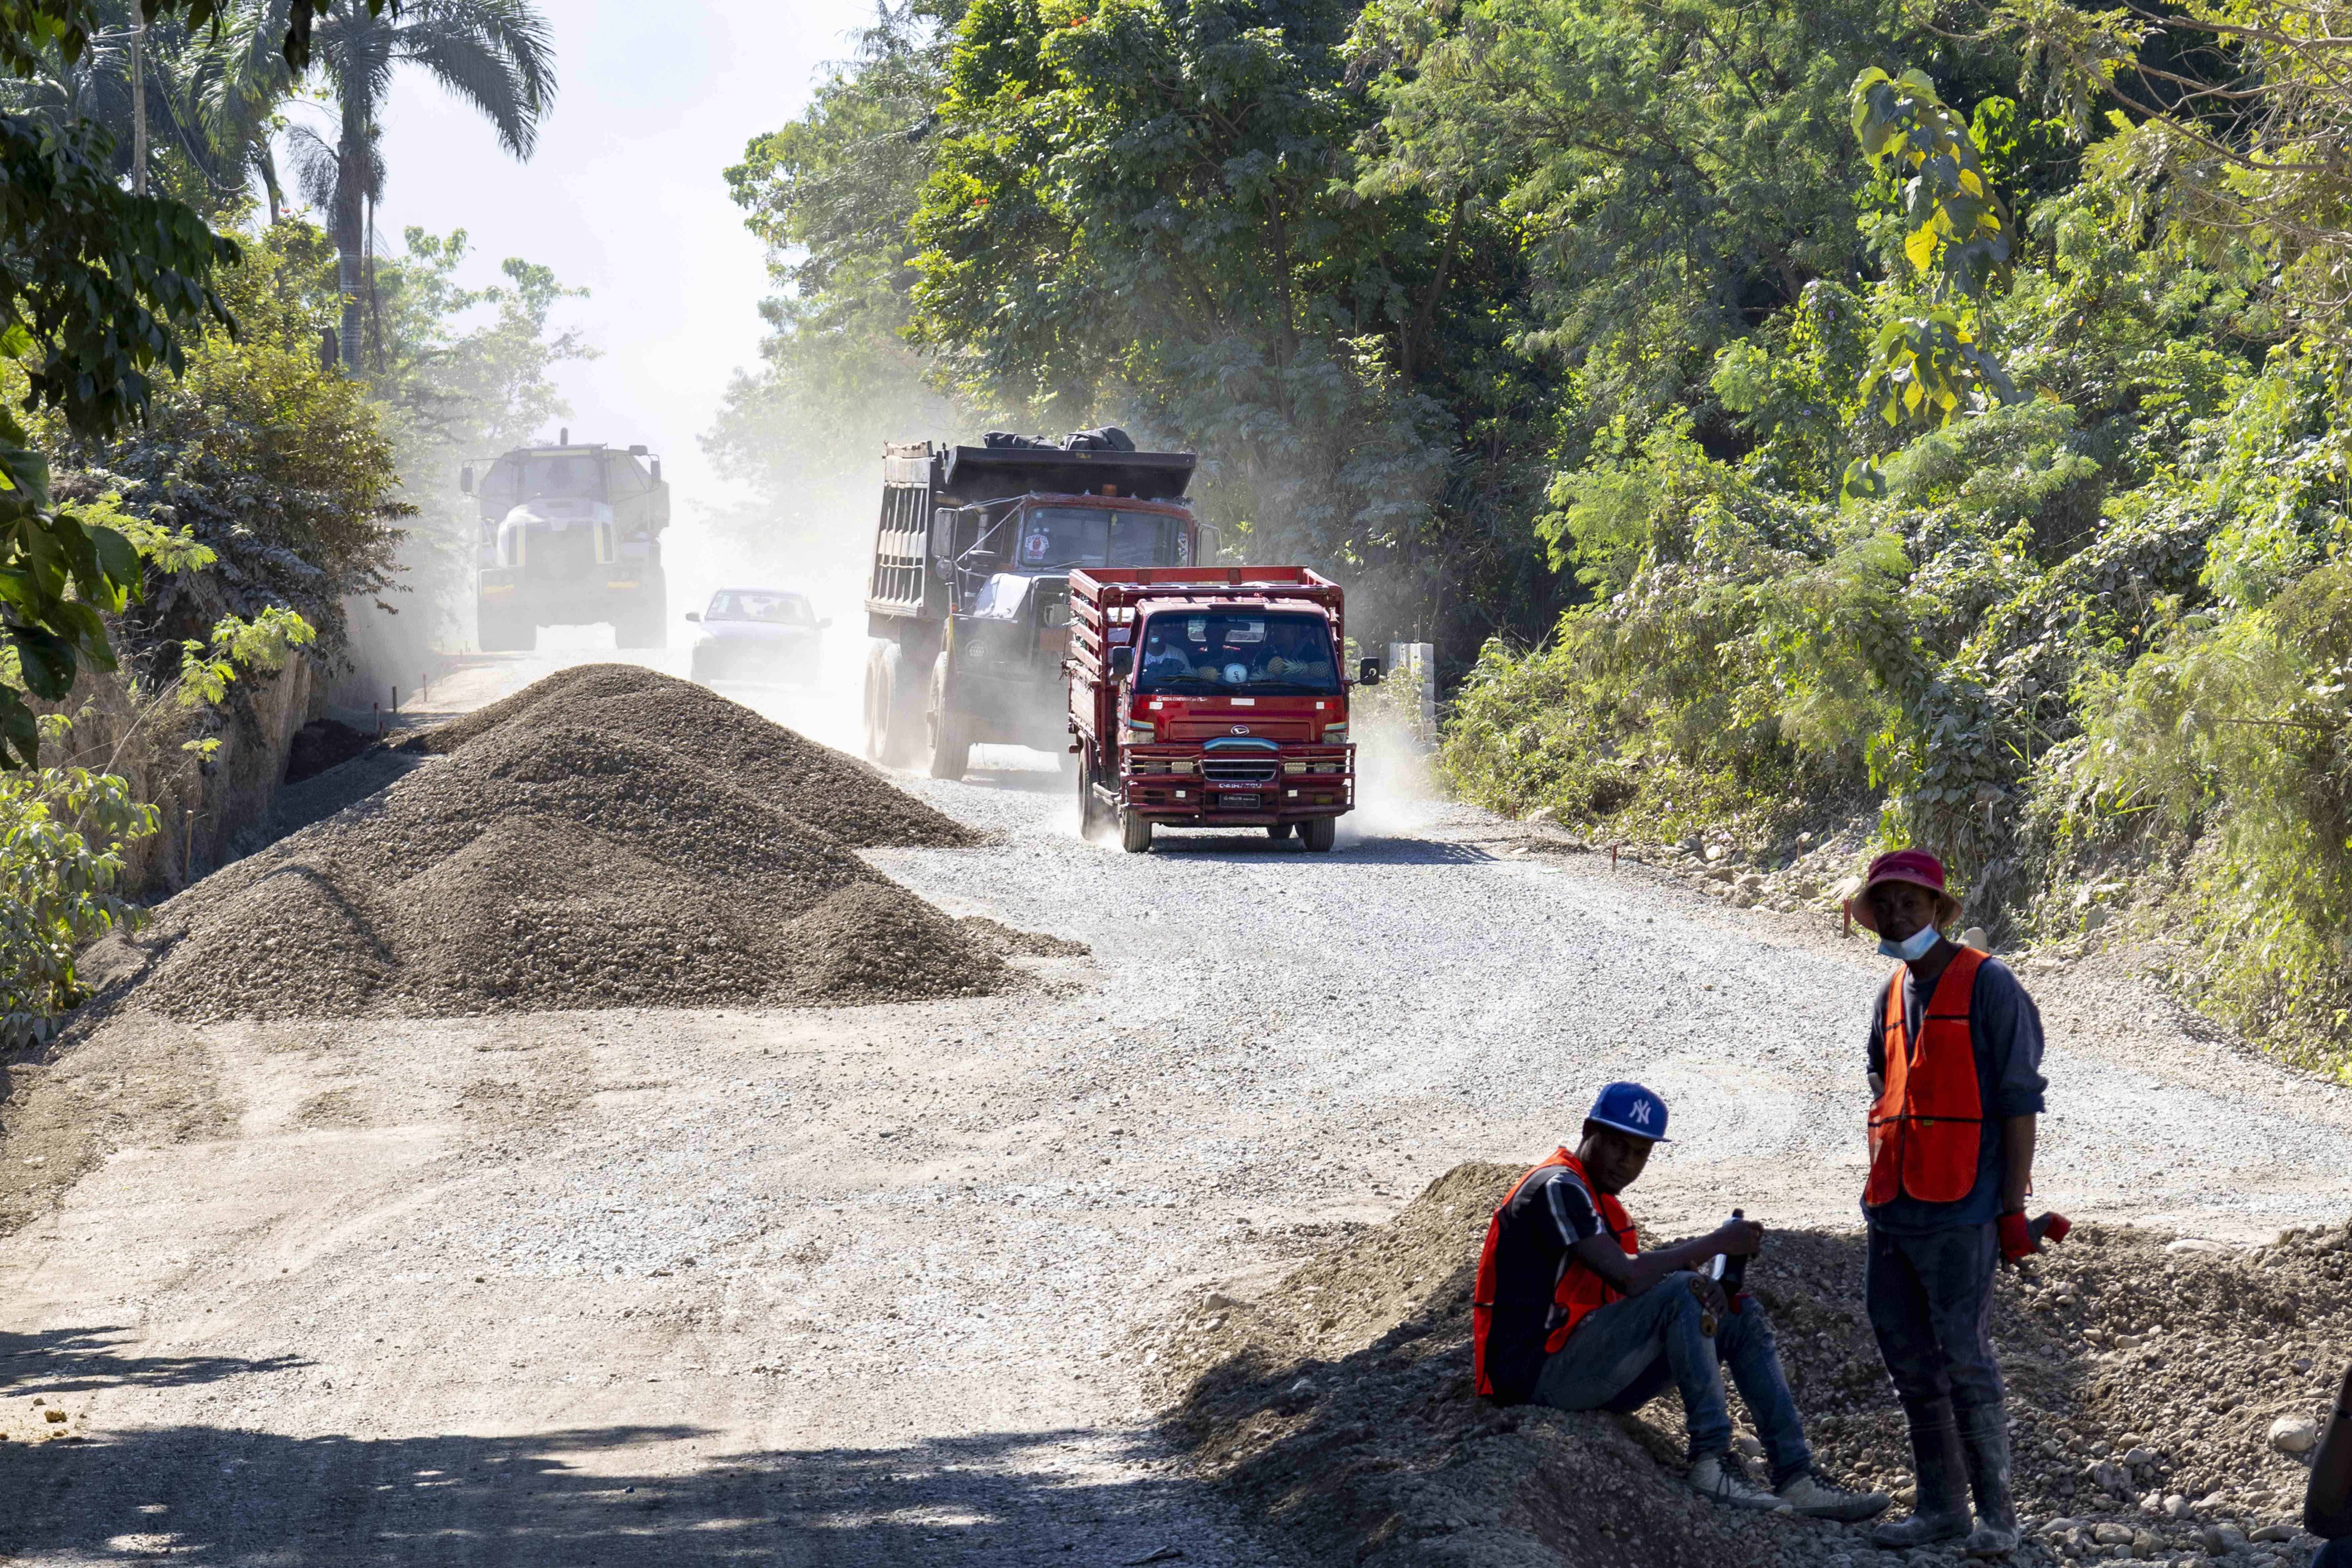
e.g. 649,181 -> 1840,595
0,1327 -> 310,1393
0,1420 -> 1232,1566
1145,832 -> 1497,865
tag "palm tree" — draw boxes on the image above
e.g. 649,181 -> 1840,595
218,0 -> 556,368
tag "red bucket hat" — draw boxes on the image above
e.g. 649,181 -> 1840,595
1846,848 -> 1962,934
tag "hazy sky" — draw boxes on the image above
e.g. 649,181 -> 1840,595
366,0 -> 881,512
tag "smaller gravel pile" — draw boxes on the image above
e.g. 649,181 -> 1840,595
1150,1164 -> 2348,1568
396,663 -> 975,849
119,673 -> 1004,1019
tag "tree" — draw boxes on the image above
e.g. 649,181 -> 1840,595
217,0 -> 556,368
1994,0 -> 2352,353
0,0 -> 382,767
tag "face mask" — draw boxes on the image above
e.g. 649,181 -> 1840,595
1878,925 -> 1941,963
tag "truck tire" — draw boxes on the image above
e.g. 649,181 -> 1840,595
865,641 -> 922,768
926,653 -> 972,780
1079,748 -> 1117,840
1302,816 -> 1337,852
863,642 -> 890,760
1120,807 -> 1153,854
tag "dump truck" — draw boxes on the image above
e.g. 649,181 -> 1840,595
862,431 -> 1206,778
463,433 -> 670,652
1066,565 -> 1380,853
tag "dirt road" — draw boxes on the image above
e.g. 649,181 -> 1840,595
1,648 -> 2346,1565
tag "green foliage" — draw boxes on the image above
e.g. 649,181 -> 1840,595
36,216 -> 410,662
2060,566 -> 2352,1073
1842,68 -> 2020,497
0,709 -> 155,1043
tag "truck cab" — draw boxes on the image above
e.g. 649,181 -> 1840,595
464,436 -> 670,651
1068,567 -> 1376,853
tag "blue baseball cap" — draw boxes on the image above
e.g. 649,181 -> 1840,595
1587,1081 -> 1671,1142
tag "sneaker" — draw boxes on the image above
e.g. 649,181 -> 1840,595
1777,1469 -> 1892,1523
1689,1452 -> 1784,1510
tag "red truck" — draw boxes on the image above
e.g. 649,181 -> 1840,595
1067,566 -> 1379,853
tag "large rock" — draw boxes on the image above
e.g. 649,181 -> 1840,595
2267,1414 -> 2318,1454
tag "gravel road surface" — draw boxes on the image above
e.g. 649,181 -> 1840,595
0,646 -> 2345,1566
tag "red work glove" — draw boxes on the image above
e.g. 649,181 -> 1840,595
1998,1211 -> 2038,1265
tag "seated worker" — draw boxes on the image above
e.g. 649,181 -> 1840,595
1262,622 -> 1333,682
1139,626 -> 1195,682
1473,1082 -> 1889,1520
2309,1359 -> 2351,1568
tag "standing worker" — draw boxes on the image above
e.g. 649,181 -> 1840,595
1847,850 -> 2048,1556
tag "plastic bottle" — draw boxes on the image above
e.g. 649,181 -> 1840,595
1712,1207 -> 1751,1294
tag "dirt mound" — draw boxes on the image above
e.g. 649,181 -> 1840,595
1150,1164 -> 2352,1568
396,663 -> 974,849
121,681 -> 1008,1020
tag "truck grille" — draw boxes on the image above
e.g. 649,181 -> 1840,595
1203,758 -> 1279,784
527,526 -> 596,582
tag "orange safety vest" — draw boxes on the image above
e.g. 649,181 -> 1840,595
1471,1150 -> 1640,1397
1865,946 -> 1988,1207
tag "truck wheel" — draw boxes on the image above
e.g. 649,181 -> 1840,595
872,643 -> 922,768
1120,807 -> 1153,854
926,653 -> 972,780
1077,750 -> 1104,840
1265,823 -> 1296,841
1301,816 -> 1337,852
863,643 -> 889,760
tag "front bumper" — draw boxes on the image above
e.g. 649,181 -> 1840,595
1117,746 -> 1355,823
479,564 -> 656,619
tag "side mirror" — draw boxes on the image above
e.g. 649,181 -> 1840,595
1196,523 -> 1221,563
684,610 -> 702,623
817,617 -> 834,630
1109,645 -> 1134,680
650,458 -> 663,485
1358,657 -> 1382,686
459,464 -> 473,495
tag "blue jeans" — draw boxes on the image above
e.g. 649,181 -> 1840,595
2314,1539 -> 2350,1568
1865,1223 -> 2003,1418
1530,1269 -> 1813,1484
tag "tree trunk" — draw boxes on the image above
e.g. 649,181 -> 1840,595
334,143 -> 364,372
129,15 -> 147,196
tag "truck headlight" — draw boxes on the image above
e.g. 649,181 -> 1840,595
1170,759 -> 1195,775
1282,761 -> 1306,775
1323,724 -> 1349,743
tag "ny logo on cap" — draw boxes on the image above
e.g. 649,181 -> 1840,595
1626,1099 -> 1655,1126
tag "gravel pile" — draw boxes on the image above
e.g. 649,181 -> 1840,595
121,675 -> 1006,1019
1148,1163 -> 2348,1568
395,663 -> 976,849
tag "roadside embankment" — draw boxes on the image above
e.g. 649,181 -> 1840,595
1151,1163 -> 2350,1568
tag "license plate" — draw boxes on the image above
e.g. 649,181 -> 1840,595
1221,792 -> 1261,810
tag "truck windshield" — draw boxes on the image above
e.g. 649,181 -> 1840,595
1015,507 -> 1176,570
509,453 -> 603,500
1134,611 -> 1340,695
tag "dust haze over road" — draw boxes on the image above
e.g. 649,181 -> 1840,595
0,639 -> 2347,1565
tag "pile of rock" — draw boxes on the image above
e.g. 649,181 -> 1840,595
1150,1166 -> 2347,1568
